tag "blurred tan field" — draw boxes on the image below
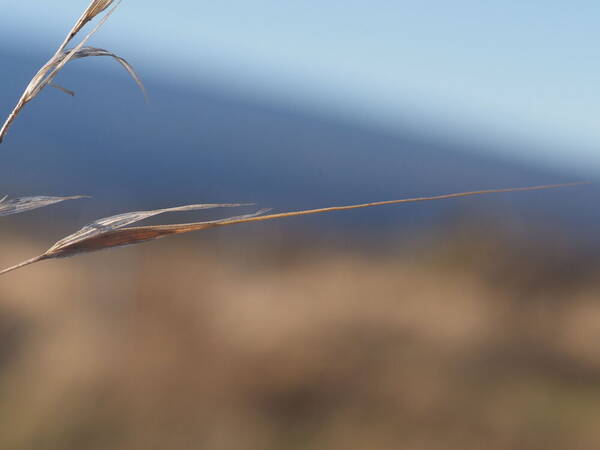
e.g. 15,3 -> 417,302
2,223 -> 600,450
3,2 -> 600,450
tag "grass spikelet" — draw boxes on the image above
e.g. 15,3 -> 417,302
0,0 -> 145,143
0,195 -> 87,217
70,0 -> 116,42
0,183 -> 585,276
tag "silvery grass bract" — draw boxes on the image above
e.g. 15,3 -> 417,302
0,0 -> 145,143
0,183 -> 582,276
0,195 -> 87,217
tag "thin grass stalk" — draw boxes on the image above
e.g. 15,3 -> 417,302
0,256 -> 46,276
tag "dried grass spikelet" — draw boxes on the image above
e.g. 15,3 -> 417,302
0,195 -> 87,217
0,183 -> 584,276
0,0 -> 145,143
70,0 -> 116,42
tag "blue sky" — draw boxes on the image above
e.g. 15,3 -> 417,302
3,1 -> 600,175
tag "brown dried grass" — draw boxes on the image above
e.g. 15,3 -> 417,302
0,183 -> 584,275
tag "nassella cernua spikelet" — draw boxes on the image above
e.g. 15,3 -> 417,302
0,0 -> 145,143
0,183 -> 585,276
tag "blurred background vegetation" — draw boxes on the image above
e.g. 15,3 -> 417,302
2,221 -> 600,450
2,1 -> 600,448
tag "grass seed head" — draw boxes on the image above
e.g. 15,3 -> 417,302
0,0 -> 144,143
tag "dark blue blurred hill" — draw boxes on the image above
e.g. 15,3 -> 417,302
0,46 -> 597,237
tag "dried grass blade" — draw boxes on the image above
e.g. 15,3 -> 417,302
0,195 -> 88,217
66,47 -> 147,100
0,183 -> 586,275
